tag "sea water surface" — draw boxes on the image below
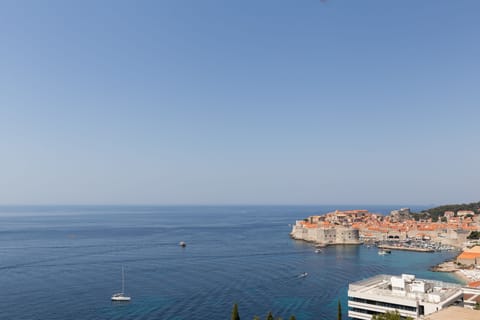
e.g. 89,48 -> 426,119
0,206 -> 461,320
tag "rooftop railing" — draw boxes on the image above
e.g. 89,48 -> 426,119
349,275 -> 391,291
349,274 -> 462,303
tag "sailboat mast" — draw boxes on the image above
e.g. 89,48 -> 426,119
122,266 -> 125,293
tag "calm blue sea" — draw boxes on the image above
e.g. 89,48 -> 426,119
0,205 -> 461,320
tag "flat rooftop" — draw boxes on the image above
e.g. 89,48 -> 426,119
424,306 -> 480,320
349,274 -> 462,304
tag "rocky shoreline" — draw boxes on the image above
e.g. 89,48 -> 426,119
430,259 -> 457,272
430,258 -> 480,285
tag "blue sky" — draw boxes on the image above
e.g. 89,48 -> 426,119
1,0 -> 479,205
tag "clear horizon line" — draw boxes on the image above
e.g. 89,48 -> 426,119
0,203 -> 436,207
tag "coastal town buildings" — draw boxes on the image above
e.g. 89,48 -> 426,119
389,208 -> 412,223
348,274 -> 464,320
291,208 -> 480,247
457,246 -> 480,266
457,210 -> 475,217
444,211 -> 455,221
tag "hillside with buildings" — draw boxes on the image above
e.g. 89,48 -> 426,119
413,201 -> 480,222
291,206 -> 480,247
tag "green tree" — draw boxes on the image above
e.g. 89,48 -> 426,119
253,316 -> 260,320
372,310 -> 413,320
266,312 -> 274,320
468,231 -> 480,240
289,316 -> 296,320
231,303 -> 240,320
337,299 -> 342,320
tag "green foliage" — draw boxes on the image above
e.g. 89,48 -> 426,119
372,311 -> 400,320
337,299 -> 342,320
475,302 -> 480,310
411,201 -> 480,221
231,303 -> 240,320
468,231 -> 480,240
371,310 -> 413,320
240,307 -> 294,320
252,312 -> 294,320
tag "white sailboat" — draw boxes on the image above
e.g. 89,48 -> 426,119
111,267 -> 131,302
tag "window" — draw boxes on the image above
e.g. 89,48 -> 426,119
349,297 -> 416,312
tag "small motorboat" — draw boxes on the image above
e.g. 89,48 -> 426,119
378,249 -> 391,255
315,249 -> 322,253
298,272 -> 308,278
179,241 -> 186,247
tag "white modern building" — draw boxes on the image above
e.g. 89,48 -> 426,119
462,285 -> 480,309
348,274 -> 463,320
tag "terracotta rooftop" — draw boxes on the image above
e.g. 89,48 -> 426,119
468,280 -> 480,288
457,252 -> 480,259
466,246 -> 480,253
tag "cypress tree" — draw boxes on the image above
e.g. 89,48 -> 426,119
231,303 -> 240,320
337,299 -> 342,320
266,311 -> 274,320
289,316 -> 296,320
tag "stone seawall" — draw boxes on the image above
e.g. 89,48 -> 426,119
290,222 -> 362,245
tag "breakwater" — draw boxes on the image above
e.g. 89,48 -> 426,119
378,244 -> 434,252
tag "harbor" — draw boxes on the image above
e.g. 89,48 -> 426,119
373,239 -> 457,253
290,208 -> 472,250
